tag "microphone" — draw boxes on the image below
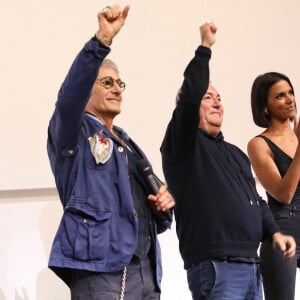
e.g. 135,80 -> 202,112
136,159 -> 172,221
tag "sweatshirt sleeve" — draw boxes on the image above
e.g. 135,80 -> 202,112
259,197 -> 281,240
161,46 -> 211,158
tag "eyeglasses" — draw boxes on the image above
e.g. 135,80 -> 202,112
97,76 -> 126,92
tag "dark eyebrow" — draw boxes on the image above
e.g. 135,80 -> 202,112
275,88 -> 294,96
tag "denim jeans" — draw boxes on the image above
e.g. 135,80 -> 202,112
187,260 -> 262,300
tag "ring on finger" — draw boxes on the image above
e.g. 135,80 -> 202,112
101,6 -> 110,14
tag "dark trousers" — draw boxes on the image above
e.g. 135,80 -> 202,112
260,240 -> 297,300
260,209 -> 300,300
69,256 -> 160,300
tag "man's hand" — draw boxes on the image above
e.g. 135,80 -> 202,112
272,232 -> 296,259
148,185 -> 175,211
96,4 -> 130,46
200,21 -> 217,48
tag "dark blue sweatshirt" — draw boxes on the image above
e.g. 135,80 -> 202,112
160,45 -> 280,269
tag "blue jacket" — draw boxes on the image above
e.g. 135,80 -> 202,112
47,37 -> 171,287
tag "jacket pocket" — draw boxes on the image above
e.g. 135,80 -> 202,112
61,209 -> 112,261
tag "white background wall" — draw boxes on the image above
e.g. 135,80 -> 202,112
1,0 -> 300,299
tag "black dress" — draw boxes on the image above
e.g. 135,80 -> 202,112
258,135 -> 300,300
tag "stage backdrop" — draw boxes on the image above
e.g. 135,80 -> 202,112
1,0 -> 300,190
1,1 -> 300,299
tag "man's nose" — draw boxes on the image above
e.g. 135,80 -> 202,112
212,96 -> 220,105
111,82 -> 122,93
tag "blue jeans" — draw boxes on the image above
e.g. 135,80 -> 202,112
187,260 -> 262,300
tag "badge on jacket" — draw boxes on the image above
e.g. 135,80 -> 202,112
88,130 -> 113,164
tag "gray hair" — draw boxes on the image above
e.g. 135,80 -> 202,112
175,88 -> 182,104
100,58 -> 119,74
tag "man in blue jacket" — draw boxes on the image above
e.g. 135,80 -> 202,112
47,5 -> 174,300
160,21 -> 295,299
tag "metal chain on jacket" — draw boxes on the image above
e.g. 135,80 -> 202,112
119,266 -> 127,300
